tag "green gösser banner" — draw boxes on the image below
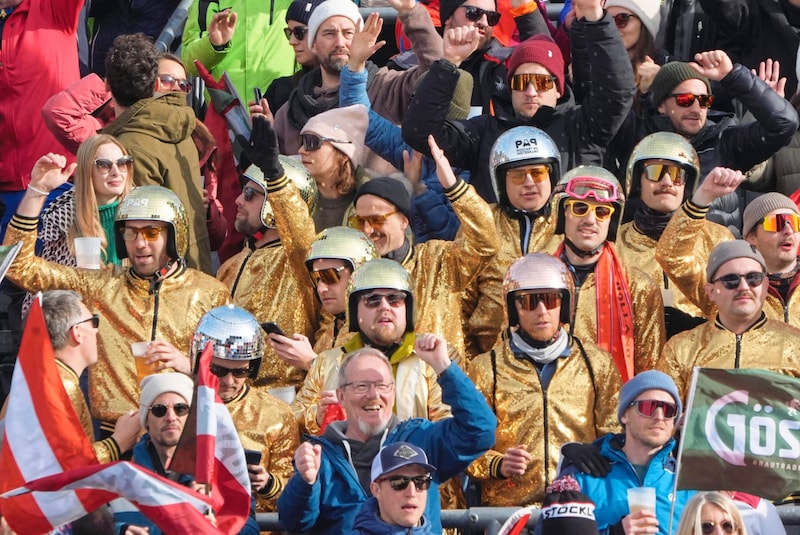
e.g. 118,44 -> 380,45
676,367 -> 800,500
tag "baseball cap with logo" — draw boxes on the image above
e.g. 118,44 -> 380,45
370,442 -> 437,482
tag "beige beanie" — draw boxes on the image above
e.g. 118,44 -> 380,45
301,104 -> 368,167
139,372 -> 194,428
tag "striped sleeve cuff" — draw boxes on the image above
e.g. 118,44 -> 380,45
444,179 -> 469,203
9,214 -> 39,231
682,199 -> 709,219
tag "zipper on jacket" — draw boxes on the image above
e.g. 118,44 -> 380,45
541,384 -> 551,489
734,333 -> 742,369
785,303 -> 790,323
230,249 -> 255,297
150,285 -> 161,341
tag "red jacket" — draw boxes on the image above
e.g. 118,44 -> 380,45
0,0 -> 82,191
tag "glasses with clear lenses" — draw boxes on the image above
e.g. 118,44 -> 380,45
515,292 -> 562,310
509,73 -> 556,92
72,314 -> 100,329
157,74 -> 192,93
310,265 -> 349,286
712,271 -> 766,290
564,200 -> 615,221
299,133 -> 353,152
701,521 -> 736,534
243,185 -> 264,202
506,165 -> 551,185
630,399 -> 678,419
284,26 -> 308,41
461,5 -> 501,26
761,213 -> 800,233
360,292 -> 406,308
121,226 -> 167,242
379,475 -> 433,491
613,12 -> 638,29
669,93 -> 714,108
209,364 -> 251,378
349,211 -> 399,231
342,380 -> 395,394
642,163 -> 687,186
94,156 -> 133,172
150,403 -> 190,418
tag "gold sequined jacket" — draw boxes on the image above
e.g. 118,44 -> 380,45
217,174 -> 319,390
312,313 -> 354,354
617,218 -> 732,318
466,332 -> 620,506
656,314 -> 800,401
57,360 -> 121,463
400,179 -> 498,357
462,207 -> 561,359
226,384 -> 299,512
656,200 -> 800,327
4,214 -> 231,427
291,333 -> 453,435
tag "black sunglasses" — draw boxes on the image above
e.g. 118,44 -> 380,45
209,364 -> 251,378
670,93 -> 714,108
701,521 -> 735,534
284,26 -> 308,40
461,5 -> 501,26
150,403 -> 190,418
243,185 -> 264,202
379,475 -> 432,491
299,133 -> 353,152
711,271 -> 766,290
72,314 -> 100,329
613,12 -> 638,29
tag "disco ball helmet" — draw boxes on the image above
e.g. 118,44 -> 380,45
553,166 -> 626,241
346,258 -> 414,333
115,185 -> 188,260
305,226 -> 379,273
191,304 -> 265,379
504,254 -> 574,326
625,132 -> 700,198
240,156 -> 318,228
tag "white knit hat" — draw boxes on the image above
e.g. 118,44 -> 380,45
307,0 -> 364,50
604,0 -> 661,40
139,372 -> 194,428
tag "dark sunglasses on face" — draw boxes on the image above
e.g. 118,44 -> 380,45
701,521 -> 736,534
642,163 -> 687,186
630,399 -> 679,419
564,200 -> 615,221
360,292 -> 406,308
761,213 -> 800,233
349,211 -> 399,231
121,226 -> 167,242
515,292 -> 562,310
379,475 -> 433,491
284,26 -> 308,40
150,403 -> 190,418
72,314 -> 100,329
94,156 -> 134,171
209,364 -> 251,378
461,5 -> 501,26
299,133 -> 353,152
509,73 -> 556,93
670,92 -> 714,108
712,271 -> 766,290
242,185 -> 265,202
613,12 -> 638,29
157,74 -> 192,93
310,265 -> 349,286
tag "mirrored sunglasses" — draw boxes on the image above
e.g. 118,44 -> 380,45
515,292 -> 562,310
349,211 -> 399,231
379,475 -> 433,491
94,156 -> 134,171
712,271 -> 766,290
157,73 -> 192,93
701,521 -> 736,534
613,12 -> 638,29
509,73 -> 556,92
630,399 -> 678,419
150,403 -> 190,418
209,364 -> 251,378
310,265 -> 349,286
72,314 -> 100,329
461,5 -> 501,26
564,200 -> 615,221
243,185 -> 264,202
761,213 -> 800,233
564,178 -> 620,202
506,165 -> 551,185
121,226 -> 167,242
670,93 -> 714,108
284,26 -> 308,41
299,133 -> 353,152
643,163 -> 687,186
360,292 -> 406,308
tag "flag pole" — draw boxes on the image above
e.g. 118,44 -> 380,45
669,367 -> 700,535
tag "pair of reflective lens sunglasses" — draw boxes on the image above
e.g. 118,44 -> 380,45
349,211 -> 399,231
379,475 -> 433,491
506,165 -> 551,185
670,93 -> 714,108
243,185 -> 264,202
121,226 -> 167,242
564,178 -> 620,202
630,399 -> 679,419
209,364 -> 251,378
642,163 -> 687,186
360,292 -> 406,308
94,156 -> 134,171
701,521 -> 736,534
157,74 -> 192,93
150,403 -> 190,418
341,380 -> 395,394
613,12 -> 638,29
299,133 -> 353,152
284,26 -> 307,41
310,265 -> 348,286
72,314 -> 100,329
761,213 -> 800,233
711,271 -> 766,290
564,200 -> 615,221
509,73 -> 556,93
515,292 -> 562,310
461,5 -> 501,26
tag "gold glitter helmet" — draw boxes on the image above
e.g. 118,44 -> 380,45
305,226 -> 379,272
114,185 -> 188,260
488,126 -> 561,212
625,132 -> 700,198
191,304 -> 265,379
553,165 -> 625,241
240,156 -> 318,228
346,258 -> 414,333
503,254 -> 574,326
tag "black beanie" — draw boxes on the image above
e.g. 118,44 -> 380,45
354,177 -> 412,220
286,0 -> 327,25
538,476 -> 599,535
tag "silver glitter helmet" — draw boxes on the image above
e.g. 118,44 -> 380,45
240,156 -> 318,228
115,185 -> 188,260
625,132 -> 700,198
346,258 -> 414,333
305,226 -> 378,272
504,254 -> 574,326
553,166 -> 625,241
489,126 -> 561,211
191,304 -> 265,379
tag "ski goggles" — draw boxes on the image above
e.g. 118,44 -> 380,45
642,163 -> 687,186
711,271 -> 766,290
514,292 -> 562,310
506,165 -> 551,184
760,213 -> 800,233
509,73 -> 556,92
669,93 -> 714,108
564,177 -> 620,202
630,399 -> 679,419
309,265 -> 349,286
460,5 -> 501,26
564,200 -> 615,221
378,475 -> 433,491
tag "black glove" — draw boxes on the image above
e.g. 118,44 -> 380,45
236,115 -> 284,179
561,442 -> 610,477
664,306 -> 708,339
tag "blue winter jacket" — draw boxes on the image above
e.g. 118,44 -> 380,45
276,363 -> 497,534
563,434 -> 695,535
352,496 -> 435,534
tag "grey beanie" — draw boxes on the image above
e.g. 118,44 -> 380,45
742,192 -> 799,236
706,240 -> 767,282
650,62 -> 711,107
618,370 -> 682,425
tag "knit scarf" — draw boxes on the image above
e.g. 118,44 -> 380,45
633,204 -> 674,241
510,327 -> 569,365
556,242 -> 635,381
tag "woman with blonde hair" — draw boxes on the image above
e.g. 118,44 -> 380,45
676,492 -> 747,535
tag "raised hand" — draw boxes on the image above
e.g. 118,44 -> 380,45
637,56 -> 660,94
572,0 -> 602,21
443,26 -> 480,67
386,0 -> 417,15
295,442 -> 323,485
237,115 -> 284,179
413,333 -> 451,375
752,58 -> 786,99
30,153 -> 76,192
690,50 -> 734,81
208,10 -> 237,47
428,135 -> 457,189
349,12 -> 386,73
269,333 -> 317,371
691,167 -> 745,207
